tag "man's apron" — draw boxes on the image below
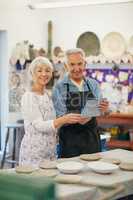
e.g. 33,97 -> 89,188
58,80 -> 101,158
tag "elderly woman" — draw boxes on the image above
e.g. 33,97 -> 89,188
19,56 -> 82,166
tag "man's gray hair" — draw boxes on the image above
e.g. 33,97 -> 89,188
28,56 -> 53,81
65,48 -> 86,63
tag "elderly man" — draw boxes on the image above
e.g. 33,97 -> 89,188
52,48 -> 109,158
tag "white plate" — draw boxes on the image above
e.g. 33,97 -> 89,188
87,161 -> 119,174
39,160 -> 57,169
56,161 -> 84,174
101,32 -> 126,59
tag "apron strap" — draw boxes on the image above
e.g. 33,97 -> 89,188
83,77 -> 95,98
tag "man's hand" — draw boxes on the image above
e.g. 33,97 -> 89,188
99,98 -> 109,114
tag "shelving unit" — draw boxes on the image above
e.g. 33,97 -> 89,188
85,63 -> 133,151
97,113 -> 133,150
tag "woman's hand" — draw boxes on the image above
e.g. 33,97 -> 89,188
62,113 -> 83,124
78,117 -> 91,125
54,113 -> 83,128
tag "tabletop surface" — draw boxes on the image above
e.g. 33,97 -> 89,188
56,149 -> 133,200
2,149 -> 133,200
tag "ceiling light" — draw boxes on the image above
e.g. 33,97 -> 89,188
28,0 -> 133,9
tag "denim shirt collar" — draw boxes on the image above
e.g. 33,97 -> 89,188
63,73 -> 88,89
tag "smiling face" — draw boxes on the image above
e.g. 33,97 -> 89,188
32,64 -> 53,87
67,52 -> 86,82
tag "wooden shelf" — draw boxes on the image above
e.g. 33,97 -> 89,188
107,139 -> 133,151
97,113 -> 133,127
97,113 -> 133,150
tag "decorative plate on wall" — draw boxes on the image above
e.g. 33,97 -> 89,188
127,35 -> 133,55
76,31 -> 100,56
101,32 -> 126,59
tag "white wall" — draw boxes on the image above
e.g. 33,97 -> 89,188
0,1 -> 133,125
0,31 -> 8,150
44,3 -> 133,49
0,1 -> 49,123
0,2 -> 133,53
0,2 -> 48,55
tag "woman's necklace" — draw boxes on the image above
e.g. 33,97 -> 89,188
33,93 -> 46,120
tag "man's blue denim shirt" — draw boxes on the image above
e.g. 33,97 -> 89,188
52,74 -> 102,117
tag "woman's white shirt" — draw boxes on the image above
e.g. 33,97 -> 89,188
19,91 -> 57,167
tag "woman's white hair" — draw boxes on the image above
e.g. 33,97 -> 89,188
65,48 -> 86,64
28,56 -> 53,81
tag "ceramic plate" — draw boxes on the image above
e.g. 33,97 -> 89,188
80,153 -> 101,161
87,161 -> 119,174
39,160 -> 57,169
127,35 -> 133,54
56,161 -> 84,174
76,31 -> 100,56
120,162 -> 133,171
101,32 -> 126,59
32,169 -> 58,177
15,165 -> 37,174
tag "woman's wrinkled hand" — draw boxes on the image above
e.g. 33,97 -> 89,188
54,113 -> 85,128
78,116 -> 91,125
62,113 -> 83,124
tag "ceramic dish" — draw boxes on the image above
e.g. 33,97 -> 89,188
127,35 -> 133,54
87,161 -> 119,174
80,153 -> 101,161
39,160 -> 57,169
15,165 -> 37,174
76,31 -> 100,56
119,162 -> 133,171
56,161 -> 84,174
101,32 -> 126,59
101,158 -> 121,165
